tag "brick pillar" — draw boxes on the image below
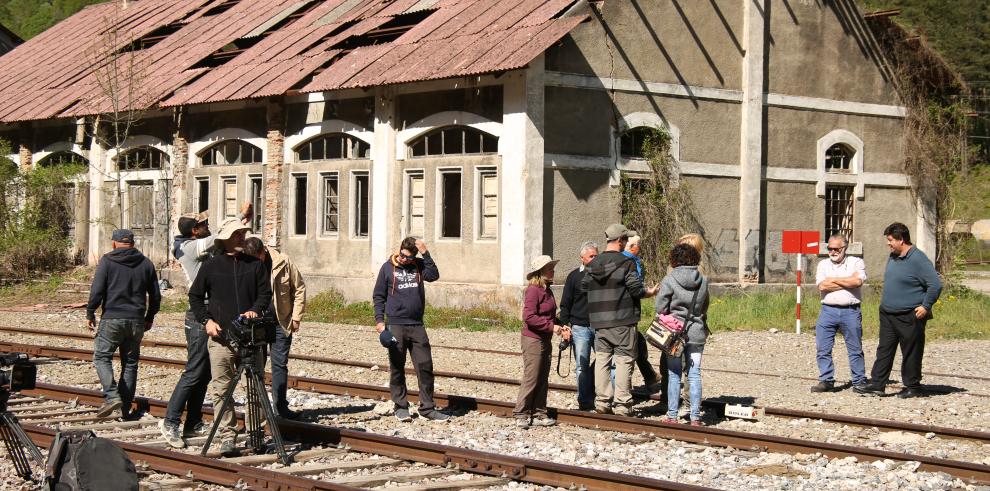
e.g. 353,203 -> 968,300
263,97 -> 285,248
18,122 -> 32,171
170,107 -> 189,268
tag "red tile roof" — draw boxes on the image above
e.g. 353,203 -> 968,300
0,0 -> 586,123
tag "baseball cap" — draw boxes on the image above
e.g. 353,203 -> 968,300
379,328 -> 398,349
604,223 -> 631,241
111,229 -> 134,244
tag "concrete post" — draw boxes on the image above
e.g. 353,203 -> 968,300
371,88 -> 396,269
738,0 -> 767,282
264,97 -> 285,248
501,57 -> 545,285
915,195 -> 937,260
87,120 -> 107,264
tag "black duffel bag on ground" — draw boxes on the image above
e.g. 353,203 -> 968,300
45,429 -> 138,491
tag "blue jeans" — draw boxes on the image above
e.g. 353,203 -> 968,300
815,305 -> 866,385
570,325 -> 595,408
164,310 -> 211,429
666,344 -> 703,421
93,318 -> 145,406
269,326 -> 293,415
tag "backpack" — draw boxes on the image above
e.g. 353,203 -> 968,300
45,430 -> 138,491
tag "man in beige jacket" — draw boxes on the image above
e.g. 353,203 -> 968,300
243,236 -> 306,418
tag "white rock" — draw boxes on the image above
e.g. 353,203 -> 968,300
877,431 -> 924,445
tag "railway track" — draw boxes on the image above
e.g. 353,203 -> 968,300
10,384 -> 704,490
3,326 -> 989,445
8,342 -> 990,484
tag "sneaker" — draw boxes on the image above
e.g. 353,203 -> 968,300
96,400 -> 123,418
810,381 -> 835,393
613,407 -> 633,417
277,408 -> 301,420
594,406 -> 613,415
219,438 -> 236,455
530,416 -> 556,427
896,387 -> 926,399
158,420 -> 186,449
689,420 -> 704,427
660,416 -> 680,424
578,403 -> 595,412
854,383 -> 885,396
515,418 -> 531,428
394,408 -> 412,422
183,421 -> 210,438
421,410 -> 450,422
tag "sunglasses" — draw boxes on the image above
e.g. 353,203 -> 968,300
399,253 -> 416,260
827,247 -> 845,252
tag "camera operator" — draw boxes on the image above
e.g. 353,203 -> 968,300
242,236 -> 307,419
188,218 -> 272,454
373,237 -> 448,422
86,229 -> 161,419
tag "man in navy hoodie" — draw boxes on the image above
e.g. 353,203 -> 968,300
373,236 -> 448,422
87,229 -> 161,419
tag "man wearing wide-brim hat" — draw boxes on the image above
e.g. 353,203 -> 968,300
582,223 -> 658,416
188,217 -> 272,454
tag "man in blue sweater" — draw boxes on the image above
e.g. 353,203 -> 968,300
858,223 -> 942,398
373,237 -> 448,422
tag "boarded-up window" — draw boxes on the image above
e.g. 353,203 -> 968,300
322,173 -> 339,235
222,178 -> 237,218
440,170 -> 461,238
479,169 -> 497,239
201,140 -> 263,166
128,182 -> 154,231
407,171 -> 424,237
825,185 -> 854,240
353,172 -> 369,237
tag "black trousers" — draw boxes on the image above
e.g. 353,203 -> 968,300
870,309 -> 927,389
387,324 -> 436,413
164,310 -> 211,429
269,326 -> 293,415
635,331 -> 659,383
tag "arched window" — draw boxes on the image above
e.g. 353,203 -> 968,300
200,139 -> 263,166
825,143 -> 854,172
118,146 -> 168,170
408,126 -> 497,158
295,133 -> 370,161
38,151 -> 88,167
619,127 -> 655,159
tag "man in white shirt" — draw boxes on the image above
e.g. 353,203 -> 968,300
812,234 -> 867,393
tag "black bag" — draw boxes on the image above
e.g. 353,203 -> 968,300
45,429 -> 138,491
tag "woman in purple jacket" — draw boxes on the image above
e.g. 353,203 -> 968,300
513,255 -> 569,428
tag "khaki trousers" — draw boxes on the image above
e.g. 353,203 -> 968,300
207,341 -> 263,440
513,335 -> 552,420
594,324 -> 638,414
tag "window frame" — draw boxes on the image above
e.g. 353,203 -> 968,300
248,174 -> 264,234
319,172 -> 340,238
618,126 -> 655,159
435,166 -> 463,241
475,167 -> 498,241
404,169 -> 426,238
117,146 -> 169,171
199,139 -> 264,166
407,126 -> 498,158
824,184 -> 855,242
196,177 -> 210,214
220,176 -> 238,219
351,170 -> 370,240
291,173 -> 308,237
294,133 -> 371,162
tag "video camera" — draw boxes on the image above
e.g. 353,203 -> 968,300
0,353 -> 36,395
223,315 -> 278,351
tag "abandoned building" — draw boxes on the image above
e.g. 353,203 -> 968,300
0,0 -> 937,306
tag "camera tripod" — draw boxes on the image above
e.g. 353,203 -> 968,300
0,390 -> 44,479
200,345 -> 289,465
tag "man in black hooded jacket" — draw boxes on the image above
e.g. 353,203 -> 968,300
87,229 -> 161,419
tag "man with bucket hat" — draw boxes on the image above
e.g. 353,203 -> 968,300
582,224 -> 658,416
372,236 -> 448,422
188,218 -> 272,453
87,229 -> 161,419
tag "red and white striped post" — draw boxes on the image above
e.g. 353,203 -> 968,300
782,230 -> 820,335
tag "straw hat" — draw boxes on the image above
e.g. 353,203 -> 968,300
527,255 -> 559,278
215,218 -> 250,242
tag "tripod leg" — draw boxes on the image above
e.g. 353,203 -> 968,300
246,366 -> 290,465
1,412 -> 41,479
201,364 -> 245,456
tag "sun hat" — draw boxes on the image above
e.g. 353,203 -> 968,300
215,217 -> 250,241
527,255 -> 559,278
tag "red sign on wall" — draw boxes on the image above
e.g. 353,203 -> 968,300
782,230 -> 820,254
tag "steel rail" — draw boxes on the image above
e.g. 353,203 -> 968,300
13,345 -> 990,484
22,383 -> 708,491
4,324 -> 990,384
4,336 -> 990,446
19,423 -> 358,491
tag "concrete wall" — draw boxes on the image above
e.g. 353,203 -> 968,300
683,175 -> 740,282
545,168 -> 618,278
